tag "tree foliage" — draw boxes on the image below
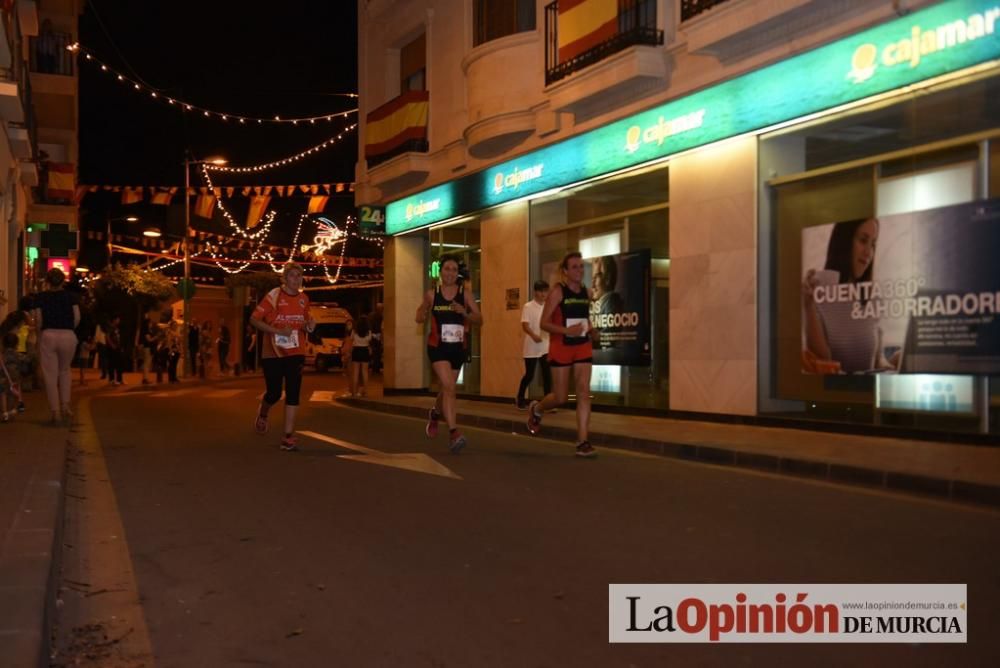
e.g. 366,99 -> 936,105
90,264 -> 177,323
224,271 -> 281,299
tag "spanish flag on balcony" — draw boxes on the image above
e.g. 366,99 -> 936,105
558,0 -> 618,63
364,90 -> 429,161
46,162 -> 75,201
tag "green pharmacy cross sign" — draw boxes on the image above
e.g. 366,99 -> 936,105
40,223 -> 78,257
387,0 -> 1000,234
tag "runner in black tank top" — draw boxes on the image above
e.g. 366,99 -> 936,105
526,252 -> 598,458
416,255 -> 483,454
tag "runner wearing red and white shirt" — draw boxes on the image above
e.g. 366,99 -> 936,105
250,263 -> 316,451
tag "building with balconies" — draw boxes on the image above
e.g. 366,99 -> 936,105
0,0 -> 81,319
357,0 -> 1000,438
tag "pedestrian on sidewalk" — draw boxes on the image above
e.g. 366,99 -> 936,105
218,319 -> 231,374
526,252 -> 599,458
416,254 -> 483,454
349,316 -> 371,397
1,332 -> 23,422
187,318 -> 200,377
139,311 -> 157,385
106,314 -> 124,386
515,280 -> 551,410
199,321 -> 214,379
93,321 -> 108,380
244,323 -> 257,373
31,267 -> 81,426
250,263 -> 316,451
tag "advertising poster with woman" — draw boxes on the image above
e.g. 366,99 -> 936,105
801,198 -> 1000,376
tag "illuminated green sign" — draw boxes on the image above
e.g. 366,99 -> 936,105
387,0 -> 1000,234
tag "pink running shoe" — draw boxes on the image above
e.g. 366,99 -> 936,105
425,408 -> 440,438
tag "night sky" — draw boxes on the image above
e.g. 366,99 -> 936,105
74,1 -> 365,281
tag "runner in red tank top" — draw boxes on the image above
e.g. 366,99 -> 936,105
526,251 -> 599,458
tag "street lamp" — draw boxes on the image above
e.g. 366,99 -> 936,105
182,153 -> 227,377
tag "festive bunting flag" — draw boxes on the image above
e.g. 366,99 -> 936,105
122,188 -> 143,205
194,194 -> 216,219
247,195 -> 271,229
558,0 -> 618,63
307,196 -> 329,214
150,189 -> 174,205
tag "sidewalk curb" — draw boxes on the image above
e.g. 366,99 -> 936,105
346,398 -> 1000,510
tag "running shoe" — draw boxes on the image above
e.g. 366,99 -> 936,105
254,408 -> 269,434
16,401 -> 25,413
425,408 -> 440,438
574,441 -> 597,458
280,435 -> 298,452
448,431 -> 467,454
526,401 -> 543,435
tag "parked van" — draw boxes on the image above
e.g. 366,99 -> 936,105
305,304 -> 353,371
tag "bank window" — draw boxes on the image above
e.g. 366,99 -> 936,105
759,72 -> 1000,435
530,165 -> 670,410
474,0 -> 536,47
401,33 -> 426,92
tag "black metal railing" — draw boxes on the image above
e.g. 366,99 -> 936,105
545,0 -> 662,86
681,0 -> 732,22
367,138 -> 430,168
29,30 -> 75,76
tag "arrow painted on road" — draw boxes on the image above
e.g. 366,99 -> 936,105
297,430 -> 462,480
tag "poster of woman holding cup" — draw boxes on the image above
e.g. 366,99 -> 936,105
802,217 -> 900,374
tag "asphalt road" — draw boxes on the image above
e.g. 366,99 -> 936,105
82,373 -> 1000,667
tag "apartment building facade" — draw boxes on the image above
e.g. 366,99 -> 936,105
1,0 -> 81,319
356,0 -> 1000,437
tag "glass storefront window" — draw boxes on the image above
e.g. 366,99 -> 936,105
760,72 -> 1000,434
529,166 -> 669,409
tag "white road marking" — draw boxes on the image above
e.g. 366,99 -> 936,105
297,430 -> 462,480
309,390 -> 336,402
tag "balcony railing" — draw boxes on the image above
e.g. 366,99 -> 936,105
681,0 -> 732,22
29,30 -> 75,76
545,0 -> 662,86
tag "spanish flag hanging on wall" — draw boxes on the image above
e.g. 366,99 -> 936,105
246,195 -> 271,229
194,194 -> 216,219
46,162 -> 75,201
364,90 -> 429,161
558,0 -> 618,63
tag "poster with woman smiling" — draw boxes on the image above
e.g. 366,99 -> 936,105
801,198 -> 1000,375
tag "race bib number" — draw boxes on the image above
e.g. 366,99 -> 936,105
274,330 -> 300,350
566,318 -> 589,335
441,324 -> 464,343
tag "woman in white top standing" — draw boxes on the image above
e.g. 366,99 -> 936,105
350,316 -> 372,397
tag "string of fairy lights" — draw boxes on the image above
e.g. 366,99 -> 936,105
203,124 -> 358,173
69,43 -> 359,126
71,43 -> 383,284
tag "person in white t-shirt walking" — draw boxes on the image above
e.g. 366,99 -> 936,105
516,280 -> 552,410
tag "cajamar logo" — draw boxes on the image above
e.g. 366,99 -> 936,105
847,6 -> 1000,84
